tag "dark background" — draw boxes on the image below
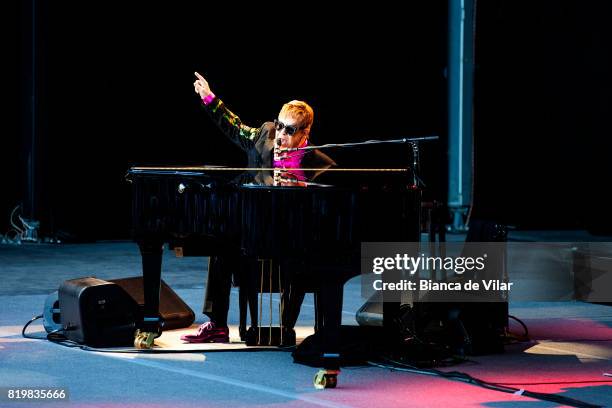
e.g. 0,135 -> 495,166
473,0 -> 612,232
3,1 -> 611,241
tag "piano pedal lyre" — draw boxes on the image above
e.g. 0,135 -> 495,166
134,329 -> 159,349
313,369 -> 340,389
248,260 -> 284,347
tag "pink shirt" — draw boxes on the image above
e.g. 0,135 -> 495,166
273,139 -> 308,181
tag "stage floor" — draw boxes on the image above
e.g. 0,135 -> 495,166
1,234 -> 611,407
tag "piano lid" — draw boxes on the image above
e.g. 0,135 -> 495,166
127,165 -> 414,190
128,165 -> 409,173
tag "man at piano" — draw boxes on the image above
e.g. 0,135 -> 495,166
180,71 -> 336,343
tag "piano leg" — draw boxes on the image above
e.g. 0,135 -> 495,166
134,238 -> 164,349
313,275 -> 343,389
239,282 -> 248,341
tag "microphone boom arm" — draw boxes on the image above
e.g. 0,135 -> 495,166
279,135 -> 439,152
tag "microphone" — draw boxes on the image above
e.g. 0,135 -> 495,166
274,138 -> 283,161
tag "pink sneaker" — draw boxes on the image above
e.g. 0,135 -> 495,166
180,321 -> 229,343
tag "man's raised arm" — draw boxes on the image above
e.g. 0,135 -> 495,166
194,71 -> 259,152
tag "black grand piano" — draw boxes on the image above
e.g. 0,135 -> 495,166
127,165 -> 421,388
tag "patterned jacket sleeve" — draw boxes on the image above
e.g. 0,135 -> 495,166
202,97 -> 261,152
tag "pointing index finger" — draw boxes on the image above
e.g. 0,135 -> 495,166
194,71 -> 205,80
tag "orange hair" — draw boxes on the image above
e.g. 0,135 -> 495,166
279,100 -> 314,133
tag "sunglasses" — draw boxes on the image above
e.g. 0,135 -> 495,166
274,119 -> 302,136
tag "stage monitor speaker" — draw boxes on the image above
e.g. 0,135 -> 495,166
43,291 -> 62,333
58,277 -> 139,347
356,296 -> 507,356
109,276 -> 195,330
